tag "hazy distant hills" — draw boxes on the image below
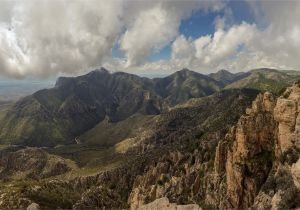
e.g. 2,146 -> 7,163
209,69 -> 250,86
0,67 -> 299,147
225,68 -> 300,92
0,80 -> 53,102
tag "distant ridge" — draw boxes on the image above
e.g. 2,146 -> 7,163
0,67 -> 300,147
0,68 -> 222,146
209,69 -> 250,86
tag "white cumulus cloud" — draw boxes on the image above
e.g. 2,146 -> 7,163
0,0 -> 123,78
169,22 -> 257,72
1,0 -> 300,78
120,0 -> 225,67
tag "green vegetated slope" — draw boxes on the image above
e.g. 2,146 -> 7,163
225,68 -> 300,93
47,88 -> 259,168
153,68 -> 222,105
0,102 -> 12,122
0,68 -> 223,147
0,70 -> 157,146
80,114 -> 157,147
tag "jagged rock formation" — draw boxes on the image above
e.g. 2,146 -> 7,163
137,197 -> 201,210
128,82 -> 300,209
210,81 -> 300,209
209,91 -> 277,208
128,148 -> 215,209
27,203 -> 40,210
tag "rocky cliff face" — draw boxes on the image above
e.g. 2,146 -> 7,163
210,91 -> 277,208
210,82 -> 300,209
129,82 -> 300,209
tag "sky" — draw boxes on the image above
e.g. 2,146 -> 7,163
0,0 -> 300,79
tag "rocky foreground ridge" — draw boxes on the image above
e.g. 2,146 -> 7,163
129,82 -> 300,209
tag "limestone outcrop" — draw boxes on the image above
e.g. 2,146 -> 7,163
137,197 -> 201,210
211,82 -> 300,209
212,91 -> 277,208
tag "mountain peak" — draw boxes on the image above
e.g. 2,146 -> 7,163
208,69 -> 240,86
210,69 -> 233,76
172,68 -> 199,77
88,67 -> 110,75
180,68 -> 191,72
175,68 -> 193,74
55,76 -> 73,87
217,69 -> 232,74
55,68 -> 110,87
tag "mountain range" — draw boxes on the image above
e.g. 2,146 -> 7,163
0,67 -> 299,147
0,67 -> 300,209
